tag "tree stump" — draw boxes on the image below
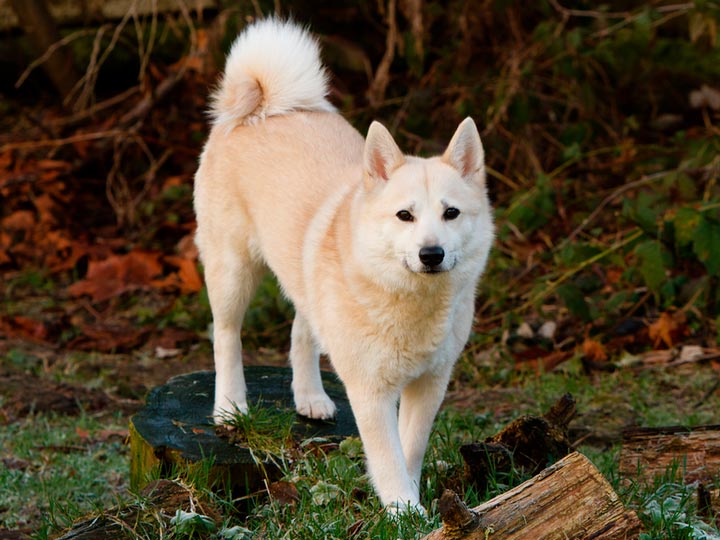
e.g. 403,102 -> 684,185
460,393 -> 576,491
423,452 -> 643,540
129,368 -> 357,494
619,424 -> 720,484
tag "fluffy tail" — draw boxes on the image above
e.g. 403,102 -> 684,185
210,18 -> 335,132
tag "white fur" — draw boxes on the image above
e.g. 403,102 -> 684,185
210,18 -> 335,131
194,19 -> 494,513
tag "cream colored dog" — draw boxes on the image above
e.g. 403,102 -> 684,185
194,18 -> 494,512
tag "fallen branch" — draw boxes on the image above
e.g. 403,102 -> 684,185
424,452 -> 643,540
619,424 -> 720,484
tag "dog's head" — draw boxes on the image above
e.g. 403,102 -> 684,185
354,118 -> 494,289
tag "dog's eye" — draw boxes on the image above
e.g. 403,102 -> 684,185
396,210 -> 414,222
443,207 -> 460,220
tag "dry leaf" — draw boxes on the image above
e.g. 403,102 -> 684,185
582,338 -> 607,363
68,251 -> 163,302
0,315 -> 49,342
268,480 -> 300,507
165,255 -> 203,293
68,322 -> 150,352
648,311 -> 687,348
2,210 -> 34,231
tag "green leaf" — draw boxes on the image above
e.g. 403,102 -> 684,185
505,174 -> 555,233
310,480 -> 343,506
556,283 -> 591,322
170,509 -> 216,534
693,217 -> 720,275
623,192 -> 660,233
634,240 -> 667,292
672,207 -> 703,248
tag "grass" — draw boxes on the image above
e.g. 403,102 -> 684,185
0,412 -> 129,536
4,360 -> 719,539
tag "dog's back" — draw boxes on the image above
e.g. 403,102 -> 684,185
195,18 -> 365,303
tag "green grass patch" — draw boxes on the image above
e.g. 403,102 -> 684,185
3,365 -> 720,538
0,412 -> 129,536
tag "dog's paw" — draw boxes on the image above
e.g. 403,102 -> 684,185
213,400 -> 248,424
294,392 -> 337,420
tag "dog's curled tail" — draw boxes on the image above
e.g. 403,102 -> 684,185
210,18 -> 335,132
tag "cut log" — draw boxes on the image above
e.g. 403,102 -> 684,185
619,424 -> 720,484
423,452 -> 643,540
460,393 -> 575,491
129,368 -> 357,494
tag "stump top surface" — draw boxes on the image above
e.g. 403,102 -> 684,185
131,367 -> 357,464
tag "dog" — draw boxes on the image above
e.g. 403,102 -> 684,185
194,18 -> 494,512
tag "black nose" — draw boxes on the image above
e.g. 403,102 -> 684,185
419,246 -> 445,267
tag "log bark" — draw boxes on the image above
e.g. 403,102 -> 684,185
423,452 -> 642,540
619,424 -> 720,484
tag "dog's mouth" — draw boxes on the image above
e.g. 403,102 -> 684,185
403,258 -> 455,274
419,267 -> 449,274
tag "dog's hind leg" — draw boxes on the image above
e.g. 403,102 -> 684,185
202,240 -> 264,422
290,313 -> 337,420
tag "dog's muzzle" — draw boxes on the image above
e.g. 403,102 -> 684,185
419,245 -> 445,269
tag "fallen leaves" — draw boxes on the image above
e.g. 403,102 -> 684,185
0,372 -> 114,422
507,311 -> 709,375
0,315 -> 49,343
67,250 -> 162,302
582,338 -> 608,364
648,311 -> 689,349
66,249 -> 202,302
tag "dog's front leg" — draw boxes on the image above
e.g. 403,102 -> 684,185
398,364 -> 453,491
345,384 -> 422,513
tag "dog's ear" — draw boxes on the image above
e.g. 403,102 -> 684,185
442,117 -> 485,184
364,121 -> 405,187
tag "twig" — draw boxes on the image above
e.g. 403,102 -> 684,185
48,86 -> 141,127
134,0 -> 159,83
0,130 -> 125,153
119,0 -> 199,127
15,28 -> 97,90
695,377 -> 720,409
548,0 -> 631,19
562,169 -> 676,246
519,228 -> 644,312
118,65 -> 186,126
367,0 -> 398,107
549,0 -> 695,39
69,0 -> 140,111
486,165 -> 522,191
